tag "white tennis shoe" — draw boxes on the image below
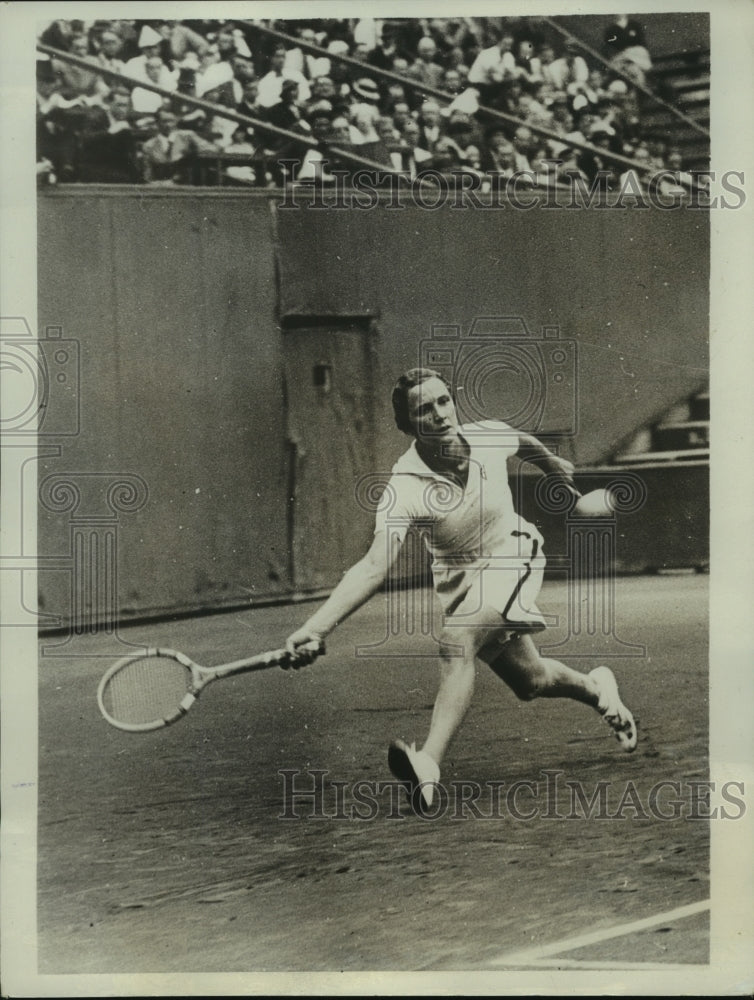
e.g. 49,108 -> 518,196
388,739 -> 441,810
590,666 -> 638,752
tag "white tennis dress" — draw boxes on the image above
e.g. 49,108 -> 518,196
374,420 -> 547,633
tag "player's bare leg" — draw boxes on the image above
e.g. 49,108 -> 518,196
388,621 -> 488,809
487,634 -> 637,751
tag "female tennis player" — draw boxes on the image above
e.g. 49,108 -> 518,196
286,368 -> 637,810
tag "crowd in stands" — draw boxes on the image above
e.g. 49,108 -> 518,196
36,16 -> 698,191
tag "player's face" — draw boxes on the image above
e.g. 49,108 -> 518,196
407,377 -> 459,442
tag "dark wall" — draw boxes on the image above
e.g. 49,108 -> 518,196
276,198 -> 709,471
37,189 -> 709,623
38,190 -> 288,620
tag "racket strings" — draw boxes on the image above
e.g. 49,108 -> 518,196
102,655 -> 193,725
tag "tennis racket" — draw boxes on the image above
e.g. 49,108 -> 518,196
97,640 -> 324,733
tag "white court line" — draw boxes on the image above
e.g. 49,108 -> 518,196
489,898 -> 710,967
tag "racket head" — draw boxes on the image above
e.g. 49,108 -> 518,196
97,648 -> 200,732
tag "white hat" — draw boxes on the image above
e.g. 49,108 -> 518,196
607,79 -> 629,95
327,40 -> 349,56
197,60 -> 234,98
445,87 -> 479,116
138,25 -> 163,48
232,29 -> 251,59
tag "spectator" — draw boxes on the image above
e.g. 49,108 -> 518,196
131,56 -> 174,116
349,103 -> 380,145
392,57 -> 411,78
583,67 -> 608,104
430,136 -> 464,175
546,93 -> 575,156
95,29 -> 126,74
199,58 -> 240,104
429,17 -> 475,61
258,44 -> 311,108
37,57 -> 77,179
77,88 -> 140,182
417,100 -> 446,151
329,114 -> 353,146
547,39 -> 589,92
376,115 -> 401,145
518,80 -> 553,129
123,24 -> 165,82
221,126 -> 264,186
237,78 -> 263,121
391,101 -> 414,134
604,14 -> 652,85
40,19 -> 86,52
442,68 -> 463,95
394,118 -> 432,176
512,38 -> 543,85
511,124 -> 535,171
577,121 -> 622,188
55,34 -> 110,104
480,127 -> 516,175
467,29 -> 517,103
446,110 -> 483,158
157,20 -> 211,65
351,77 -> 383,118
285,25 -> 329,79
231,55 -> 256,84
141,106 -> 217,182
446,45 -> 471,72
408,36 -> 445,90
368,23 -> 409,72
352,42 -> 372,64
266,79 -> 308,133
618,143 -> 652,192
529,146 -> 562,187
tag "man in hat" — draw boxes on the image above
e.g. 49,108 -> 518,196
123,24 -> 166,82
285,368 -> 638,812
266,78 -> 309,133
352,77 -> 381,106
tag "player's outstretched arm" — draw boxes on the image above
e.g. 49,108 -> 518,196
517,431 -> 575,482
285,534 -> 394,656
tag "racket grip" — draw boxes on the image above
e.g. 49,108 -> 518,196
286,639 -> 325,667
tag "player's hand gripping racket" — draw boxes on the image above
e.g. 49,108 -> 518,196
97,641 -> 324,733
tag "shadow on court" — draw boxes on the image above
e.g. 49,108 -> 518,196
37,574 -> 710,973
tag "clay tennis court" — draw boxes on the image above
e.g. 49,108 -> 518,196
38,570 -> 709,974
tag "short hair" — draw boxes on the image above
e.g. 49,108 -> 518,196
391,368 -> 454,434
